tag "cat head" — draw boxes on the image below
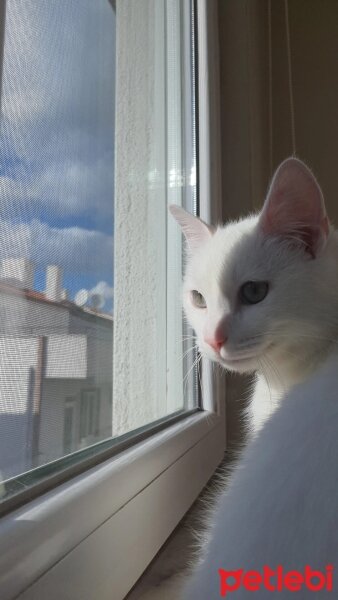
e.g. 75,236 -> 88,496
170,158 -> 331,374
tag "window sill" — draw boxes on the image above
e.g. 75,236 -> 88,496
0,409 -> 225,600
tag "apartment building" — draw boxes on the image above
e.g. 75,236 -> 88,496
0,258 -> 113,480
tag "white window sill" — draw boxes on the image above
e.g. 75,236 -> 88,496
0,408 -> 225,600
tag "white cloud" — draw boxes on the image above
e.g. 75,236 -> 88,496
0,218 -> 113,273
0,0 -> 115,220
2,0 -> 115,132
0,151 -> 114,218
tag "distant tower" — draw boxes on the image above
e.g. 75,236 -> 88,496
0,258 -> 34,289
45,265 -> 63,302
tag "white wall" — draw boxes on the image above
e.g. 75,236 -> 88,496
113,0 -> 169,436
0,292 -> 69,336
45,335 -> 87,379
0,337 -> 39,478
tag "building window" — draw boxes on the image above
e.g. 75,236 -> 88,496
79,389 -> 100,443
63,399 -> 75,455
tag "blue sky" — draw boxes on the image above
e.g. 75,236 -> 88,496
0,0 -> 115,311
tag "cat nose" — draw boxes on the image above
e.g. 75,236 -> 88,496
204,334 -> 227,353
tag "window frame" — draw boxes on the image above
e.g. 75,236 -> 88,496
0,1 -> 224,599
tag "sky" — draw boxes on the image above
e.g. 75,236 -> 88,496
0,0 -> 115,311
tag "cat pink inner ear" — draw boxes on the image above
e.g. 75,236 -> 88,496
169,205 -> 215,252
259,158 -> 329,257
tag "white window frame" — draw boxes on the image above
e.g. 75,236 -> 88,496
0,1 -> 224,599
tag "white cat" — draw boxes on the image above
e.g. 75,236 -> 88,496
166,157 -> 338,598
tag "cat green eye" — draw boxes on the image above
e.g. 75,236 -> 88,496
240,281 -> 269,305
191,290 -> 207,309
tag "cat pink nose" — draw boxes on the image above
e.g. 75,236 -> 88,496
204,334 -> 227,353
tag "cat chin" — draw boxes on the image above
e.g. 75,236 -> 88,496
200,346 -> 261,374
218,356 -> 259,374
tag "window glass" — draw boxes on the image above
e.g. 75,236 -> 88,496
0,0 -> 198,504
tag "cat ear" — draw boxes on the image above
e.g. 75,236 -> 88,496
259,158 -> 329,257
169,205 -> 215,252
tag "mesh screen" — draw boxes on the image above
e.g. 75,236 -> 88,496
0,0 -> 115,481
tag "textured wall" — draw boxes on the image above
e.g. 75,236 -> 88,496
113,0 -> 188,436
113,0 -> 168,436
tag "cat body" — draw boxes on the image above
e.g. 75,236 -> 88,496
185,352 -> 338,598
169,158 -> 338,598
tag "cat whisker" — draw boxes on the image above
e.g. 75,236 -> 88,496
258,357 -> 273,414
183,352 -> 202,398
263,331 -> 338,347
263,353 -> 285,395
178,344 -> 199,362
242,330 -> 338,353
196,355 -> 206,415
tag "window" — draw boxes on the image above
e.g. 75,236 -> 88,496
63,399 -> 75,454
0,0 -> 201,507
0,0 -> 116,495
0,2 -> 224,599
79,389 -> 100,443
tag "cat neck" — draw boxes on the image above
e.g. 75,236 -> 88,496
260,337 -> 337,395
250,334 -> 338,434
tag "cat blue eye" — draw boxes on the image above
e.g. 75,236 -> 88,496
191,290 -> 207,309
239,281 -> 269,305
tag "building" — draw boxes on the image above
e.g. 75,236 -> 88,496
0,259 -> 113,480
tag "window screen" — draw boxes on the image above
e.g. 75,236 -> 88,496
0,0 -> 199,507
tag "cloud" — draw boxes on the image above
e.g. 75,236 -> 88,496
0,218 -> 113,274
0,0 -> 116,223
0,150 -> 114,219
89,280 -> 114,302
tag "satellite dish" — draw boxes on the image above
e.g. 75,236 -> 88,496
75,289 -> 89,306
89,293 -> 105,310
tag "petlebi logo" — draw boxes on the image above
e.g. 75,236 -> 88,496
218,565 -> 334,596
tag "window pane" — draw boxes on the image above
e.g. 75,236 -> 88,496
0,0 -> 198,503
0,0 -> 115,486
